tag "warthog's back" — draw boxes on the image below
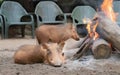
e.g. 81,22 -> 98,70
14,45 -> 45,64
35,23 -> 79,44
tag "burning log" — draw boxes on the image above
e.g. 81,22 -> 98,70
71,0 -> 120,60
96,12 -> 120,51
92,38 -> 112,59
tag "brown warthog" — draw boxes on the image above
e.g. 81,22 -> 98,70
14,43 -> 65,67
35,23 -> 80,44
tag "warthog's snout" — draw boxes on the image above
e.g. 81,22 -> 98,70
49,57 -> 63,67
52,62 -> 62,67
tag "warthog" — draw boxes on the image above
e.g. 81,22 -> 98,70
14,43 -> 65,67
35,23 -> 80,44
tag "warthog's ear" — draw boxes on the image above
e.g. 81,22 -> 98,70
59,41 -> 65,50
42,43 -> 51,54
42,43 -> 48,49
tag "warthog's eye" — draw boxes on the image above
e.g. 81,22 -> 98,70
62,53 -> 64,56
50,58 -> 53,61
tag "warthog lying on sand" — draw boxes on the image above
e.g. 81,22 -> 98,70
35,23 -> 80,44
14,43 -> 65,67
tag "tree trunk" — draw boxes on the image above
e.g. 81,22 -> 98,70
92,38 -> 112,59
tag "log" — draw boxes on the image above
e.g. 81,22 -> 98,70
72,36 -> 93,60
92,38 -> 112,59
96,12 -> 120,51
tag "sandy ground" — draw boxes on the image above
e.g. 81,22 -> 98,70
0,38 -> 120,75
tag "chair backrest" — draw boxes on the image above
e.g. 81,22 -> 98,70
1,1 -> 28,23
113,1 -> 120,24
35,1 -> 63,21
71,6 -> 96,25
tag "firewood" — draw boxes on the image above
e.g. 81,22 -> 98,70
95,12 -> 120,52
92,38 -> 112,59
78,34 -> 89,48
72,35 -> 93,60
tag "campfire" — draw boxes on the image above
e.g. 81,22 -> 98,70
73,0 -> 120,60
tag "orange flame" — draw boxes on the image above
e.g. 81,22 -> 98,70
86,21 -> 92,37
83,18 -> 93,38
93,21 -> 99,40
101,0 -> 116,22
83,0 -> 116,40
83,18 -> 93,37
85,18 -> 99,40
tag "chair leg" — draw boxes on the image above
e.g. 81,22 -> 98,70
21,25 -> 25,38
1,27 -> 4,39
5,26 -> 9,38
31,24 -> 35,38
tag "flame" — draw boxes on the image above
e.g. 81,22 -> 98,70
83,0 -> 116,41
85,18 -> 99,40
83,19 -> 99,40
93,32 -> 99,40
101,0 -> 116,22
93,21 -> 99,40
86,21 -> 92,37
83,18 -> 94,38
83,18 -> 91,24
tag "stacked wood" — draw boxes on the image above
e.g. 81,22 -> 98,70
96,12 -> 120,51
92,38 -> 112,59
72,12 -> 120,60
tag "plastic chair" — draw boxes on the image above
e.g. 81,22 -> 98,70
71,6 -> 96,26
113,1 -> 120,26
35,1 -> 67,26
1,1 -> 35,38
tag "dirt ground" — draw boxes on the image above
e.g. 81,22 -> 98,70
0,38 -> 120,75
